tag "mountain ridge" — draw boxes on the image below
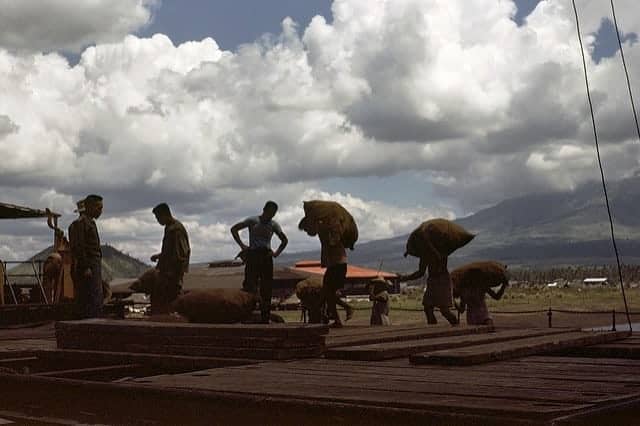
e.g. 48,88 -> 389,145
278,176 -> 640,271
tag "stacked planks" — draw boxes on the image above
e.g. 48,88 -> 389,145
56,319 -> 329,360
326,328 -> 579,361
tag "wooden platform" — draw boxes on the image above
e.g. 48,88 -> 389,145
410,330 -> 629,365
326,328 -> 577,361
562,334 -> 640,359
56,319 -> 329,360
1,322 -> 640,424
121,355 -> 640,424
326,323 -> 493,348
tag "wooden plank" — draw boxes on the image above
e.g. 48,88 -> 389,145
56,330 -> 324,349
326,328 -> 576,361
56,319 -> 329,338
327,325 -> 494,348
145,367 -> 638,405
246,361 -> 640,393
560,343 -> 640,360
130,371 -> 592,419
410,331 -> 630,366
35,349 -> 260,369
34,364 -> 142,379
57,337 -> 325,360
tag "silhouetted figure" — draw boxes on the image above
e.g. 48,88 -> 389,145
457,283 -> 508,326
68,194 -> 104,318
231,201 -> 288,323
150,203 -> 191,315
401,256 -> 459,326
299,212 -> 354,328
369,277 -> 391,326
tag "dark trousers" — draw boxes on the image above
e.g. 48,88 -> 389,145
244,249 -> 273,320
77,262 -> 103,319
322,264 -> 347,323
151,272 -> 182,315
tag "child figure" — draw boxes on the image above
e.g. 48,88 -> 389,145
369,277 -> 391,326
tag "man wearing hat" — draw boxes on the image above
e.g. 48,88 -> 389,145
68,194 -> 104,318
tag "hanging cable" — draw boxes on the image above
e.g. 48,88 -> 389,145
610,0 -> 640,144
571,0 -> 632,331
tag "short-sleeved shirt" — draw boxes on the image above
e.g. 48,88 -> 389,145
244,216 -> 282,250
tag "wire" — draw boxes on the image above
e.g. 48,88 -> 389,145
571,0 -> 632,331
610,0 -> 640,145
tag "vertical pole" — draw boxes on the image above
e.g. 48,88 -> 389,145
612,309 -> 616,332
547,308 -> 553,328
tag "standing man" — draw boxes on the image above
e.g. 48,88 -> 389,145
68,194 -> 104,318
231,201 -> 288,324
150,203 -> 191,315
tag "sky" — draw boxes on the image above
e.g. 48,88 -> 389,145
0,0 -> 639,263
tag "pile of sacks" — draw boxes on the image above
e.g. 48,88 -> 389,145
405,218 -> 475,261
130,268 -> 285,324
299,200 -> 358,250
173,289 -> 258,324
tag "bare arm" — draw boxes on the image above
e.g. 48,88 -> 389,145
273,227 -> 288,258
230,221 -> 250,251
486,283 -> 508,300
402,257 -> 428,281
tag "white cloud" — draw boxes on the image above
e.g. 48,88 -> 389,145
0,0 -> 639,260
0,0 -> 157,53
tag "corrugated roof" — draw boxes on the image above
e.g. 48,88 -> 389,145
291,261 -> 397,280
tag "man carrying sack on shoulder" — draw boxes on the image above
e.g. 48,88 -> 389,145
298,201 -> 357,328
231,201 -> 288,324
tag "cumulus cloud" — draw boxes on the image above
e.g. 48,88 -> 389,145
0,0 -> 639,260
0,0 -> 157,53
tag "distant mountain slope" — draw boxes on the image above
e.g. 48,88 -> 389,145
10,245 -> 149,282
278,176 -> 640,271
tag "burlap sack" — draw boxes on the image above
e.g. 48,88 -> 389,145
295,277 -> 323,304
129,268 -> 161,294
405,219 -> 474,260
451,261 -> 508,296
172,289 -> 258,324
295,277 -> 323,323
301,200 -> 358,250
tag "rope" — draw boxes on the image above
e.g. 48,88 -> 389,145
610,0 -> 640,144
571,0 -> 632,331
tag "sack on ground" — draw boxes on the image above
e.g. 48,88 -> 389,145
302,200 -> 358,249
405,219 -> 474,260
295,277 -> 323,307
451,261 -> 508,295
172,289 -> 258,323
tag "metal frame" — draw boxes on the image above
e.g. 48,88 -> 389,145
2,260 -> 47,304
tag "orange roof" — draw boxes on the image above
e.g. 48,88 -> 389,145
291,261 -> 397,280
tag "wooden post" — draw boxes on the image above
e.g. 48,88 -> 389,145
612,309 -> 616,332
547,308 -> 553,328
0,260 -> 4,305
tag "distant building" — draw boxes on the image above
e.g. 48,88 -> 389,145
583,278 -> 609,286
290,260 -> 399,295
